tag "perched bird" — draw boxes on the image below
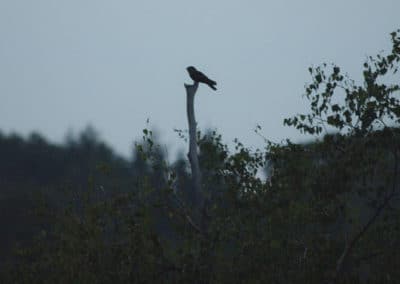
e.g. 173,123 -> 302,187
186,66 -> 217,90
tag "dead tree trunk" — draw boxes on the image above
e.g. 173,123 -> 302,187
184,82 -> 204,212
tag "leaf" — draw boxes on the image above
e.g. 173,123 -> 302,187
315,74 -> 322,83
333,66 -> 340,74
327,115 -> 336,125
331,104 -> 341,112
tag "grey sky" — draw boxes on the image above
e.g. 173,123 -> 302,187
0,1 -> 399,158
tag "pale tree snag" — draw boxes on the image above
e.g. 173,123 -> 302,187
184,82 -> 204,213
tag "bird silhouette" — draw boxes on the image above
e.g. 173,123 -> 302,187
186,66 -> 217,91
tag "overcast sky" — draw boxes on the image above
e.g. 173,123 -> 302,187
0,1 -> 399,158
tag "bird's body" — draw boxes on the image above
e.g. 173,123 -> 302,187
186,66 -> 217,90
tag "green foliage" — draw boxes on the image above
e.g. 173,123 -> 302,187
284,29 -> 400,136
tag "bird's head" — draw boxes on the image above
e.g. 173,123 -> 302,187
186,66 -> 196,72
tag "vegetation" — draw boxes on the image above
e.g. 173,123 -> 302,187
0,30 -> 399,283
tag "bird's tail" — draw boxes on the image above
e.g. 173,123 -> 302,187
207,79 -> 217,91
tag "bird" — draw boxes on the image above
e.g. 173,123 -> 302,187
186,66 -> 217,90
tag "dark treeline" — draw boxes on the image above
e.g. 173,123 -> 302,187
0,126 -> 130,186
0,126 -> 191,268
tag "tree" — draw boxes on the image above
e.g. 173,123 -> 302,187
284,29 -> 400,283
